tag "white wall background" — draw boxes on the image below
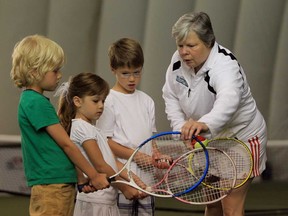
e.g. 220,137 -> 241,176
0,0 -> 287,140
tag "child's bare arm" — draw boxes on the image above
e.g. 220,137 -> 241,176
46,123 -> 109,190
83,139 -> 142,200
115,160 -> 147,199
107,138 -> 134,159
107,138 -> 151,167
82,139 -> 118,176
75,167 -> 96,193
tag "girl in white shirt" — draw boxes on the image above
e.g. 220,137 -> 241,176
56,72 -> 143,216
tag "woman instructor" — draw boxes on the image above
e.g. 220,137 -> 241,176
162,11 -> 267,216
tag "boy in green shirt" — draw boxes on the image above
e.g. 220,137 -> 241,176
10,34 -> 109,216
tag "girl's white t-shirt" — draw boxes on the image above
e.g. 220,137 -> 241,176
70,118 -> 118,204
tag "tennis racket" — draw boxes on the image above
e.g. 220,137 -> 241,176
109,131 -> 209,197
198,137 -> 253,188
78,131 -> 209,197
172,147 -> 237,205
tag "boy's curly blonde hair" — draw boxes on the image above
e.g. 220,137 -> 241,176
11,34 -> 65,88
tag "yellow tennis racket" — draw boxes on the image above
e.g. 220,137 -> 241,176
201,137 -> 253,188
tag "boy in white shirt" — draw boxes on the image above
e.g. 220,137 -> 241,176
97,38 -> 156,216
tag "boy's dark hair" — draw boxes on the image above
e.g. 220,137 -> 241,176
108,38 -> 144,69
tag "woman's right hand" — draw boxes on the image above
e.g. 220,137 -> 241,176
181,118 -> 209,140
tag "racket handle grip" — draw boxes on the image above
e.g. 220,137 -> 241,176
77,177 -> 112,192
108,177 -> 115,183
77,182 -> 90,192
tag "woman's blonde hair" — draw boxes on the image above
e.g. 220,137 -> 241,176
10,34 -> 65,88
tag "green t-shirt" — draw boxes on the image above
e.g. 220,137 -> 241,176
18,90 -> 76,186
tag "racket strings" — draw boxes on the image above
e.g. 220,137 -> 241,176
129,134 -> 253,205
207,139 -> 253,188
174,148 -> 236,204
165,152 -> 204,194
130,133 -> 200,196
